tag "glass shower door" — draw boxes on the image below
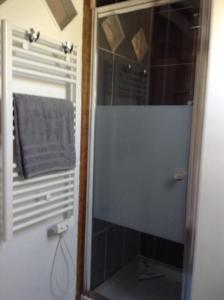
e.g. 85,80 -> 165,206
90,1 -> 199,298
94,105 -> 192,242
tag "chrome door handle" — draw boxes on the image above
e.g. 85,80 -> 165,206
174,172 -> 185,182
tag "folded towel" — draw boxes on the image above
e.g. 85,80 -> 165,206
13,93 -> 76,178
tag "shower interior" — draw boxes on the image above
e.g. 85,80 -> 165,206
89,1 -> 200,299
91,220 -> 183,300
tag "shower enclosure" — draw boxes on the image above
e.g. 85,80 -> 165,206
84,0 -> 207,299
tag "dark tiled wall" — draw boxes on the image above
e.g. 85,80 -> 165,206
141,233 -> 184,269
148,3 -> 199,105
97,0 -> 200,105
91,218 -> 140,289
91,218 -> 184,289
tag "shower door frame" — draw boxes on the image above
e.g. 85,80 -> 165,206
83,0 -> 211,299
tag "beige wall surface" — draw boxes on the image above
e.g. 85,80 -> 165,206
0,0 -> 83,45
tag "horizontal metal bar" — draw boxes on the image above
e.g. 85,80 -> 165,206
13,170 -> 74,187
13,197 -> 74,219
14,198 -> 74,215
13,184 -> 74,204
13,67 -> 76,84
13,192 -> 74,213
12,27 -> 77,56
13,177 -> 74,196
13,206 -> 74,232
12,36 -> 77,60
14,201 -> 74,223
97,0 -> 183,18
13,47 -> 76,68
13,57 -> 76,76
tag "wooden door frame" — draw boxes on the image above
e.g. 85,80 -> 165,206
76,1 -> 94,299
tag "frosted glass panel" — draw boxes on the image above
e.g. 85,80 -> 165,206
93,106 -> 192,243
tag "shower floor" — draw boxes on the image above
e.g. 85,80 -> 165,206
93,257 -> 182,300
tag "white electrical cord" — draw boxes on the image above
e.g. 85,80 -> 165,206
50,232 -> 76,297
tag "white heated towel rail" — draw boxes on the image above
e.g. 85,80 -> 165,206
0,20 -> 80,241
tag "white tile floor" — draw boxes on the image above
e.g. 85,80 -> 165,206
94,257 -> 182,300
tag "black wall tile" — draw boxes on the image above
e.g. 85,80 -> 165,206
106,225 -> 125,277
140,233 -> 184,269
166,7 -> 199,65
93,218 -> 110,235
148,66 -> 166,105
141,233 -> 157,258
91,219 -> 141,289
150,7 -> 169,66
155,238 -> 184,268
124,228 -> 140,263
91,232 -> 107,289
164,64 -> 193,105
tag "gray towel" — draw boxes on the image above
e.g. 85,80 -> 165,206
13,93 -> 76,178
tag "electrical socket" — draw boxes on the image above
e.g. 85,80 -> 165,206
50,216 -> 74,235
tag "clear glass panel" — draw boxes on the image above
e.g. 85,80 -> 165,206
97,1 -> 199,105
90,0 -> 200,299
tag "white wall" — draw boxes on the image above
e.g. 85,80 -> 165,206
0,1 -> 83,300
191,1 -> 224,299
0,0 -> 83,45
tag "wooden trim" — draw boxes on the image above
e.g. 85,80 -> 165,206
76,1 -> 92,299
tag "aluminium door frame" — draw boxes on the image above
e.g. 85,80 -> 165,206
83,0 -> 211,299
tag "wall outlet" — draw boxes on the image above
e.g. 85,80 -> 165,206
50,216 -> 74,235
